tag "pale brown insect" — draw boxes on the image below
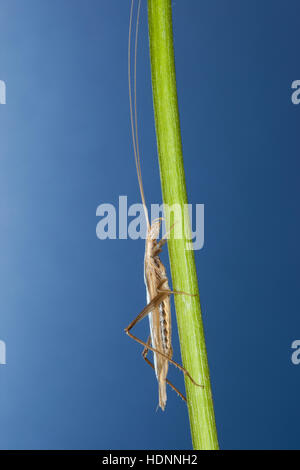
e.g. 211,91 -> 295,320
125,0 -> 203,410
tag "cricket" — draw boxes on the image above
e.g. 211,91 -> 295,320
124,0 -> 203,411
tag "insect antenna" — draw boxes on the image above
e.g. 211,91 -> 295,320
128,0 -> 150,230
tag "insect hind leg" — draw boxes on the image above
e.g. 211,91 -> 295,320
125,292 -> 204,388
142,336 -> 186,403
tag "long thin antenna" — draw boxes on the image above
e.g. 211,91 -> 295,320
128,0 -> 150,229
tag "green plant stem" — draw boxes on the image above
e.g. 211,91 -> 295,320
147,0 -> 219,450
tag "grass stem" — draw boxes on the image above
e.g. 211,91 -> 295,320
147,0 -> 219,450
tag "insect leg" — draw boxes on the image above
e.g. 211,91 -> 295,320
157,287 -> 198,297
124,293 -> 204,388
153,222 -> 177,255
142,336 -> 186,402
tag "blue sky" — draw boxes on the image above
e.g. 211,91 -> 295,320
0,0 -> 300,449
